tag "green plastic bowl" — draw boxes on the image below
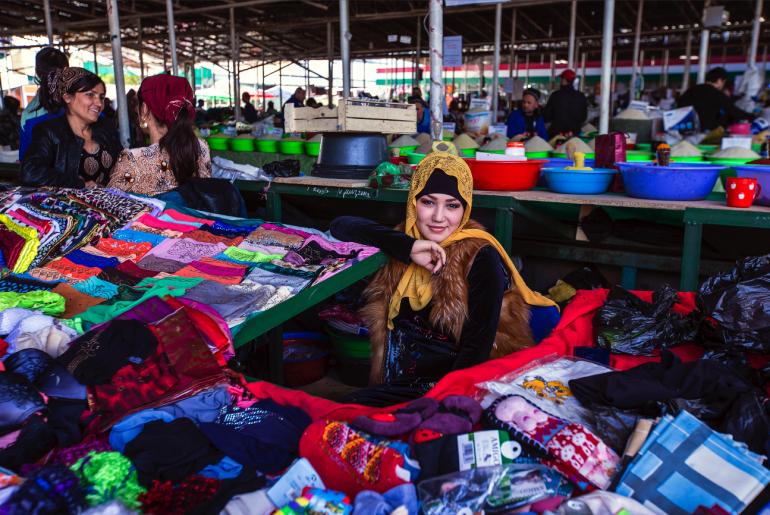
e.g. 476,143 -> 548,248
206,136 -> 230,151
707,156 -> 757,166
326,328 -> 371,359
625,150 -> 654,162
228,137 -> 255,152
407,152 -> 426,164
305,141 -> 321,156
670,155 -> 705,163
526,151 -> 551,159
635,143 -> 652,151
460,148 -> 477,158
552,152 -> 595,159
278,140 -> 305,155
255,139 -> 279,153
389,145 -> 418,157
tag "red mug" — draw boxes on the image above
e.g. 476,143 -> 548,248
726,177 -> 762,208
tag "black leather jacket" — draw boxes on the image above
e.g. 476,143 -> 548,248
21,115 -> 121,188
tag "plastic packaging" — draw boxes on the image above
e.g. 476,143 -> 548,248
418,465 -> 561,515
593,285 -> 700,356
263,159 -> 301,178
697,254 -> 770,352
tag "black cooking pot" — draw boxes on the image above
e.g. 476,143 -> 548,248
313,132 -> 388,179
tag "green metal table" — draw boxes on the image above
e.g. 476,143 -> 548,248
229,251 -> 387,384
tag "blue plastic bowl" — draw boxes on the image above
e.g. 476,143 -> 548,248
546,157 -> 596,168
543,167 -> 617,194
734,165 -> 770,206
615,162 -> 724,201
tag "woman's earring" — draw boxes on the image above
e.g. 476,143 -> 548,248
140,119 -> 149,129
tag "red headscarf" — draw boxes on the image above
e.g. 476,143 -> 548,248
139,74 -> 195,127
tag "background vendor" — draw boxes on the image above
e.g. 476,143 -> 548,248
506,87 -> 548,141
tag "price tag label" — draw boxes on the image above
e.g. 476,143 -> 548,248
442,122 -> 456,133
721,136 -> 752,150
488,124 -> 507,136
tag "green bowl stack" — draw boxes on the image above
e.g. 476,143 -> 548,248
697,144 -> 718,154
625,150 -> 654,162
460,148 -> 477,158
706,156 -> 757,166
407,152 -> 426,164
552,152 -> 596,159
670,155 -> 705,163
206,135 -> 230,151
526,151 -> 551,159
635,143 -> 653,151
255,138 -> 279,153
326,327 -> 371,387
229,137 -> 255,152
305,141 -> 321,156
278,140 -> 305,155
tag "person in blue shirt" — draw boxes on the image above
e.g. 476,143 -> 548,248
19,47 -> 69,160
506,88 -> 548,141
410,98 -> 430,134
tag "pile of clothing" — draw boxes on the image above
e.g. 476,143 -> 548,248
0,186 -> 769,514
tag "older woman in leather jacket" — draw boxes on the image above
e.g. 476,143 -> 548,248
21,67 -> 121,188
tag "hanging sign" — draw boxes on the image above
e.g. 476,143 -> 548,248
443,35 -> 463,68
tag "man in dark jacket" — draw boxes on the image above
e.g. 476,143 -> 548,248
506,88 -> 548,140
678,67 -> 754,131
543,69 -> 588,138
241,92 -> 259,123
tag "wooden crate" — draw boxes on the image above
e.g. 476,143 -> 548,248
285,98 -> 417,134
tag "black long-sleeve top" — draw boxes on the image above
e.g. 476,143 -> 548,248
678,83 -> 754,131
330,216 -> 509,373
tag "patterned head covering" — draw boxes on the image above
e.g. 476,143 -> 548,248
47,67 -> 91,106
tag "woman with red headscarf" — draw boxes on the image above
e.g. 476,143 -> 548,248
108,74 -> 210,196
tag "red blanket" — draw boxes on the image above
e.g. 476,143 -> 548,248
246,289 -> 705,420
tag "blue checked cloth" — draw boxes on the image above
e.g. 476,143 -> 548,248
615,410 -> 770,514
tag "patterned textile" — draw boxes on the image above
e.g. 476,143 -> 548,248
615,410 -> 770,515
66,249 -> 120,270
128,222 -> 183,239
184,229 -> 243,247
94,238 -> 153,261
0,274 -> 60,294
110,228 -> 166,246
134,214 -> 197,234
114,260 -> 158,280
135,255 -> 186,274
67,188 -> 150,232
107,140 -> 211,197
144,238 -> 228,264
43,258 -> 102,283
72,276 -> 119,299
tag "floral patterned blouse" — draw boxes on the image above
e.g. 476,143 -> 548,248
107,139 -> 211,196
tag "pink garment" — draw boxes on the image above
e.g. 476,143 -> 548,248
260,223 -> 313,238
0,429 -> 21,450
7,209 -> 49,237
162,209 -> 214,226
301,234 -> 378,260
145,238 -> 228,264
135,213 -> 197,233
190,258 -> 247,277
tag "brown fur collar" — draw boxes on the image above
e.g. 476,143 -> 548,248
360,219 -> 534,384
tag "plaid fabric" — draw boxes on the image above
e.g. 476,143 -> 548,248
615,410 -> 770,514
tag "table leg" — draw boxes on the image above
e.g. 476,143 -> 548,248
494,207 -> 514,255
266,190 -> 283,223
268,327 -> 284,385
680,220 -> 703,292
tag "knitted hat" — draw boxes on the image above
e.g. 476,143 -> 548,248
299,420 -> 419,497
71,451 -> 146,510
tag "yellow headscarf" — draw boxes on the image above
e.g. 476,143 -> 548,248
387,150 -> 558,329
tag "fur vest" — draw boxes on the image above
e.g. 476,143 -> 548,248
360,220 -> 535,384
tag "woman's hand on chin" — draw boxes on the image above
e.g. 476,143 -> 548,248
410,239 -> 446,274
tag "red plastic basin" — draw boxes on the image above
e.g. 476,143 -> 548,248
466,159 -> 547,191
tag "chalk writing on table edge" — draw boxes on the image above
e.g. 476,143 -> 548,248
307,186 -> 375,200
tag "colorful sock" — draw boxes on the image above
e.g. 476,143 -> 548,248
411,395 -> 482,445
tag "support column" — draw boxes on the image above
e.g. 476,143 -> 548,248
107,0 -> 130,148
428,0 -> 444,141
92,43 -> 98,75
749,0 -> 764,67
191,40 -> 196,93
509,7 -> 517,107
415,15 -> 422,86
568,0 -> 577,68
491,2 -> 502,119
327,22 -> 334,105
662,48 -> 669,87
697,0 -> 711,84
630,0 -> 644,99
580,51 -> 587,91
137,19 -> 144,80
339,0 -> 351,97
230,7 -> 241,121
599,0 -> 615,134
43,0 -> 53,45
683,30 -> 692,91
166,0 -> 178,75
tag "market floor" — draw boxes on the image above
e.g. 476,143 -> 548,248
296,370 -> 359,401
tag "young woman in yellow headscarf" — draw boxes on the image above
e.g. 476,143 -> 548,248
331,151 -> 558,406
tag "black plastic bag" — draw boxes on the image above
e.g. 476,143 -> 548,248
721,390 -> 770,457
593,285 -> 700,356
698,254 -> 770,352
263,159 -> 301,178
